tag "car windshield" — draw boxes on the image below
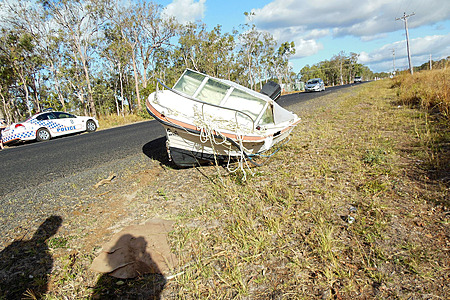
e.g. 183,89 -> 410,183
308,79 -> 319,84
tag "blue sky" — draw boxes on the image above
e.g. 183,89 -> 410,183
159,0 -> 450,73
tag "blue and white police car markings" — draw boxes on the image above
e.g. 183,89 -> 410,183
56,125 -> 76,132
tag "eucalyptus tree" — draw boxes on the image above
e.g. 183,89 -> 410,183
102,25 -> 132,115
104,0 -> 177,111
0,30 -> 16,123
258,32 -> 277,87
320,60 -> 339,86
237,25 -> 291,90
153,47 -> 178,86
347,52 -> 359,83
202,25 -> 236,79
238,24 -> 263,89
176,22 -> 207,73
331,51 -> 348,85
41,0 -> 108,117
0,29 -> 43,117
2,0 -> 70,112
299,64 -> 326,83
274,41 -> 295,86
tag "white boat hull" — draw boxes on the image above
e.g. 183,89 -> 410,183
163,124 -> 294,167
146,69 -> 300,167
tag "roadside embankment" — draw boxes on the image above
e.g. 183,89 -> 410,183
1,79 -> 448,299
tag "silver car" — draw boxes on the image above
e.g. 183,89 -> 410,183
305,78 -> 325,92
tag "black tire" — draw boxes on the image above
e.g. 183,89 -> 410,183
36,128 -> 51,142
86,119 -> 97,132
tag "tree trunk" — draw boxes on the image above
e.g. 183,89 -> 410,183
49,61 -> 66,111
131,52 -> 141,111
80,56 -> 96,117
18,71 -> 32,116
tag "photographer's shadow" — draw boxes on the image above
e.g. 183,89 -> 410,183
0,215 -> 63,298
91,234 -> 167,300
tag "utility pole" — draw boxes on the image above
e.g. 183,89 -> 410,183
396,12 -> 415,75
392,49 -> 396,76
429,54 -> 432,70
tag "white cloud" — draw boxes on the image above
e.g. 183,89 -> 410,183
248,0 -> 449,71
251,0 -> 450,39
358,33 -> 450,72
292,39 -> 324,58
163,0 -> 206,25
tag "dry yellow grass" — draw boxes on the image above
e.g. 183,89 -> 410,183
97,113 -> 151,130
394,68 -> 449,117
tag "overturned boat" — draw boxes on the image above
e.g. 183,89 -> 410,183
146,69 -> 300,167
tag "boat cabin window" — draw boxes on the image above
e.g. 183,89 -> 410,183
173,70 -> 205,97
258,105 -> 274,125
196,78 -> 229,105
223,88 -> 266,120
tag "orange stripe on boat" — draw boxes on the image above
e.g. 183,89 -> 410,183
146,100 -> 277,142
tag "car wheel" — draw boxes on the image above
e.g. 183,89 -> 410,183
36,128 -> 51,142
86,119 -> 97,132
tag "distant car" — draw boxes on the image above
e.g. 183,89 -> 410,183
1,109 -> 99,145
354,76 -> 362,83
305,78 -> 325,92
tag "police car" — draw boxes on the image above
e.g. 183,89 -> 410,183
1,109 -> 99,145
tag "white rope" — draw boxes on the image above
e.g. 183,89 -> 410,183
156,101 -> 257,180
192,109 -> 255,180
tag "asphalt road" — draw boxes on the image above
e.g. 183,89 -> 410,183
0,121 -> 165,197
0,83 -> 359,197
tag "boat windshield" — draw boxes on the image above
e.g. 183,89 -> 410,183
173,70 -> 205,97
172,69 -> 269,122
196,78 -> 229,105
223,88 -> 267,120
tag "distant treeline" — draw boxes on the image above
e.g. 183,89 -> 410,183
298,51 -> 375,86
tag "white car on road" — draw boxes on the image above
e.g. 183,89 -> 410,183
1,109 -> 99,146
305,78 -> 325,92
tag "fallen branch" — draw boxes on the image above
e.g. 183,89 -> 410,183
93,173 -> 116,189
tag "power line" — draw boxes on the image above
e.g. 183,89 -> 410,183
396,12 -> 415,75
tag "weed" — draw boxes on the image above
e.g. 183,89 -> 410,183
157,188 -> 168,200
362,149 -> 386,166
97,113 -> 150,130
395,69 -> 449,118
22,289 -> 38,300
47,236 -> 69,249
